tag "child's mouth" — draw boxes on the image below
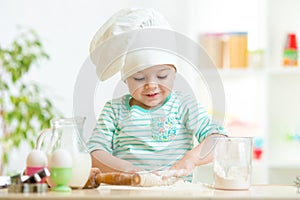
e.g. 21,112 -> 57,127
146,93 -> 158,97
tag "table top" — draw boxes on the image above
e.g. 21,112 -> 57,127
0,184 -> 299,200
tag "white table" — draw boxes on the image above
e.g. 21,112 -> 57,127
0,184 -> 299,200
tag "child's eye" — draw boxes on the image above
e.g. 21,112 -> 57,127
157,75 -> 168,79
133,77 -> 145,81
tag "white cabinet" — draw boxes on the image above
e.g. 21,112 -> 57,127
189,0 -> 300,184
267,71 -> 300,184
266,0 -> 300,184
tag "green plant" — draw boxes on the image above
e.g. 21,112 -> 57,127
0,29 -> 60,175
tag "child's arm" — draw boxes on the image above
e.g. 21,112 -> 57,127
84,151 -> 143,188
91,149 -> 144,173
88,100 -> 144,173
168,133 -> 226,176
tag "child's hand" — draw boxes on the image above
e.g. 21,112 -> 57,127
168,151 -> 197,177
84,167 -> 102,189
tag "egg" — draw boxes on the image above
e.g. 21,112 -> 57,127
49,149 -> 72,168
26,150 -> 48,167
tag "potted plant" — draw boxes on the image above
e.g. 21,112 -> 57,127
0,29 -> 61,175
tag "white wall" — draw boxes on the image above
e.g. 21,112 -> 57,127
1,0 -> 126,116
0,0 -> 191,174
1,0 -> 264,138
0,0 -> 190,139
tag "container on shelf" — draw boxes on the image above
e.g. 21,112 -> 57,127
226,32 -> 248,69
199,33 -> 225,68
200,32 -> 248,69
283,33 -> 298,67
253,137 -> 263,160
248,49 -> 265,68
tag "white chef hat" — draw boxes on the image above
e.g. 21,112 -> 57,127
89,8 -> 177,81
121,49 -> 177,81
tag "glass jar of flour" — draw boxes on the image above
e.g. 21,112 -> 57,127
213,137 -> 253,190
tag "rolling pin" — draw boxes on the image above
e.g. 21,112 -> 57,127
93,171 -> 179,187
95,172 -> 141,186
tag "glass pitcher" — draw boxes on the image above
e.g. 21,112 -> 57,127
36,117 -> 91,188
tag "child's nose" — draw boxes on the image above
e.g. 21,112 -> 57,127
144,82 -> 158,90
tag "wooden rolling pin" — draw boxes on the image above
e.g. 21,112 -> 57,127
94,171 -> 179,187
84,170 -> 180,188
95,172 -> 141,186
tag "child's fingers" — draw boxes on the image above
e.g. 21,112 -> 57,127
157,169 -> 191,180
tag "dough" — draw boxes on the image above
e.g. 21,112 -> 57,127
138,173 -> 177,187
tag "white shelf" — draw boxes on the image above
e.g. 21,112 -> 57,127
207,67 -> 300,77
269,67 -> 300,76
268,164 -> 300,169
218,68 -> 266,77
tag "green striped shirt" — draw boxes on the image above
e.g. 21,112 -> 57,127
87,91 -> 226,179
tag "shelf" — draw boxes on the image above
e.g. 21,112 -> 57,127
210,67 -> 300,77
268,163 -> 300,169
269,67 -> 300,76
214,68 -> 267,79
195,68 -> 266,79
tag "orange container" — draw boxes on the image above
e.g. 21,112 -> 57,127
226,32 -> 248,68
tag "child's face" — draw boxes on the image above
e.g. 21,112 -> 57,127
126,64 -> 176,110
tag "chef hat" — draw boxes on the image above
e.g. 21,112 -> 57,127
89,8 -> 177,81
121,49 -> 177,81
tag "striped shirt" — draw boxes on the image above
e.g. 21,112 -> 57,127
87,91 -> 226,179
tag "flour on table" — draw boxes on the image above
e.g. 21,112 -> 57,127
138,173 -> 178,187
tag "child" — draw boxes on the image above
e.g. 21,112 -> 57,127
87,8 -> 227,182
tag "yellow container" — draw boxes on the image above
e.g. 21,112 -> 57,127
226,32 -> 248,68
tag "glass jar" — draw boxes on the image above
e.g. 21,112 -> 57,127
213,137 -> 253,190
